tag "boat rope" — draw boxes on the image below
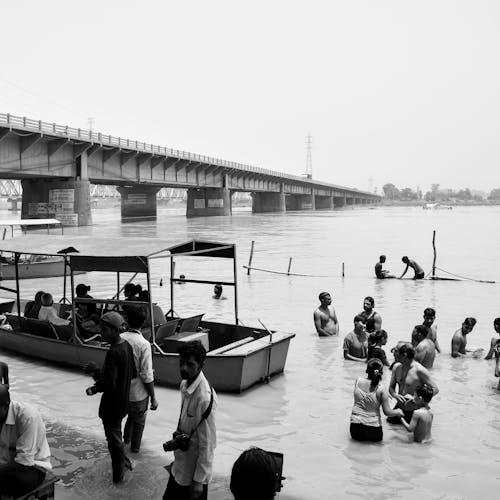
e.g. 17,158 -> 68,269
434,266 -> 496,284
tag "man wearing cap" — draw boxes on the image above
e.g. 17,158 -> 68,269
0,385 -> 52,497
75,283 -> 97,323
121,306 -> 158,453
85,311 -> 136,484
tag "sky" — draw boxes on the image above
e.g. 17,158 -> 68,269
1,0 -> 499,194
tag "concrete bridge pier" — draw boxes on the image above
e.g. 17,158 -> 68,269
314,194 -> 333,210
286,192 -> 315,211
186,187 -> 231,217
251,189 -> 286,213
116,185 -> 161,221
333,196 -> 345,208
21,178 -> 92,226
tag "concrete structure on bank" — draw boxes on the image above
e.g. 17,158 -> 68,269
0,113 -> 380,225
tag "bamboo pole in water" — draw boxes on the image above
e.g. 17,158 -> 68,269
287,257 -> 292,275
432,230 -> 437,279
247,240 -> 255,275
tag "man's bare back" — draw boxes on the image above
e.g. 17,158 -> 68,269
414,339 -> 436,369
406,407 -> 433,443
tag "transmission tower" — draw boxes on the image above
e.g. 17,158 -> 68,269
305,134 -> 313,179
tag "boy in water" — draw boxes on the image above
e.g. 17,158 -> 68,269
401,383 -> 434,443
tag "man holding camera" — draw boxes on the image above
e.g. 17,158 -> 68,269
85,311 -> 136,484
163,341 -> 217,500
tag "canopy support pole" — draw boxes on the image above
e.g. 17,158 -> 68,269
233,244 -> 239,324
69,262 -> 79,343
166,257 -> 177,319
14,253 -> 20,318
146,262 -> 156,344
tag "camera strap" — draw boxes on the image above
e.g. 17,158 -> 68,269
177,385 -> 214,438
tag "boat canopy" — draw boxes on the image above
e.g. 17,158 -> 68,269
0,236 -> 236,273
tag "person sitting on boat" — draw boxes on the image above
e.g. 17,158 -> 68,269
422,307 -> 440,353
350,359 -> 404,442
375,255 -> 394,279
451,317 -> 477,358
399,256 -> 425,280
136,290 -> 165,341
485,318 -> 500,360
230,447 -> 278,500
0,385 -> 52,498
343,315 -> 368,362
23,290 -> 45,319
314,292 -> 339,336
38,293 -> 70,326
0,360 -> 8,387
75,283 -> 98,321
359,296 -> 382,331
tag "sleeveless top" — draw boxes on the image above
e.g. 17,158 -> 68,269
350,378 -> 382,427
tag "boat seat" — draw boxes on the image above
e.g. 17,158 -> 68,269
58,303 -> 73,319
219,332 -> 291,356
25,318 -> 59,340
209,336 -> 255,355
155,319 -> 180,346
16,472 -> 58,499
5,313 -> 21,331
178,314 -> 204,334
51,323 -> 74,341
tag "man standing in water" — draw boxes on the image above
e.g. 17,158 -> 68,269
485,318 -> 500,360
412,325 -> 436,369
314,292 -> 339,336
388,344 -> 439,423
451,317 -> 477,357
359,296 -> 382,331
399,256 -> 425,279
343,315 -> 368,362
422,307 -> 440,353
375,255 -> 394,279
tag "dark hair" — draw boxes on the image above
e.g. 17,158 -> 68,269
41,293 -> 53,306
494,318 -> 500,328
366,358 -> 383,384
319,292 -> 330,301
34,290 -> 45,302
124,283 -> 135,294
365,317 -> 376,333
138,290 -> 150,302
230,447 -> 277,500
354,314 -> 366,324
416,383 -> 434,403
368,330 -> 387,346
364,296 -> 375,307
402,256 -> 408,261
413,325 -> 428,339
127,305 -> 146,328
397,343 -> 415,359
379,255 -> 386,260
178,340 -> 206,365
423,307 -> 436,317
463,317 -> 477,327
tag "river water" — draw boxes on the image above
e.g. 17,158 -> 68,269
1,204 -> 500,500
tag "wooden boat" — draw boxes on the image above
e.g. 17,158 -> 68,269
0,237 -> 295,392
0,219 -> 84,280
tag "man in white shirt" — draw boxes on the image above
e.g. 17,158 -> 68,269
121,306 -> 158,453
163,341 -> 217,500
0,385 -> 52,497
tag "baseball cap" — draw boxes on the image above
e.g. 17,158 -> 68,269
76,284 -> 91,294
101,311 -> 125,330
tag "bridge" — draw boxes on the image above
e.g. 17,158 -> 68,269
0,112 -> 379,225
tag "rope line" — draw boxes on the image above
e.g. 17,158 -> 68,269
434,266 -> 495,284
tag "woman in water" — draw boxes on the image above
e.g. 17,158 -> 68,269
367,330 -> 390,366
350,359 -> 404,442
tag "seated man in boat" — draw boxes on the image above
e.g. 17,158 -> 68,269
75,284 -> 98,320
137,290 -> 165,340
399,256 -> 425,280
38,293 -> 70,326
230,447 -> 278,500
314,292 -> 339,336
451,317 -> 477,358
375,255 -> 394,279
0,385 -> 52,498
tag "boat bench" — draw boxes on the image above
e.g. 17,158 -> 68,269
208,336 -> 255,355
15,473 -> 58,500
218,332 -> 291,355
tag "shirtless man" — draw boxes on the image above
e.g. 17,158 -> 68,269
359,296 -> 382,331
401,383 -> 434,443
399,256 -> 425,280
422,307 -> 440,353
485,318 -> 500,360
375,255 -> 394,279
451,317 -> 477,358
388,344 -> 439,423
412,325 -> 436,369
314,292 -> 339,336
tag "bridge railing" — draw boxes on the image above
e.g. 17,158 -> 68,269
0,112 -> 378,197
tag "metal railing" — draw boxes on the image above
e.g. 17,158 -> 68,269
0,112 -> 379,197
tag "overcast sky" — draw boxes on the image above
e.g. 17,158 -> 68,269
1,1 -> 499,193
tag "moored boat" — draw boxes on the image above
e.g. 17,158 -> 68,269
0,237 -> 295,392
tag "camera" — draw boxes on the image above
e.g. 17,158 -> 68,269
162,430 -> 191,452
86,385 -> 98,396
265,450 -> 285,493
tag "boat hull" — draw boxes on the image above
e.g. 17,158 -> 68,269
0,324 -> 294,392
0,260 -> 85,280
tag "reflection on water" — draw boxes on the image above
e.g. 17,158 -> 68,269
1,205 -> 500,499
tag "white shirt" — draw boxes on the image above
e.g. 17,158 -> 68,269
0,400 -> 52,472
38,305 -> 70,326
172,371 -> 217,486
121,329 -> 154,402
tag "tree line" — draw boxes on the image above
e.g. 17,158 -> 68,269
382,183 -> 500,202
